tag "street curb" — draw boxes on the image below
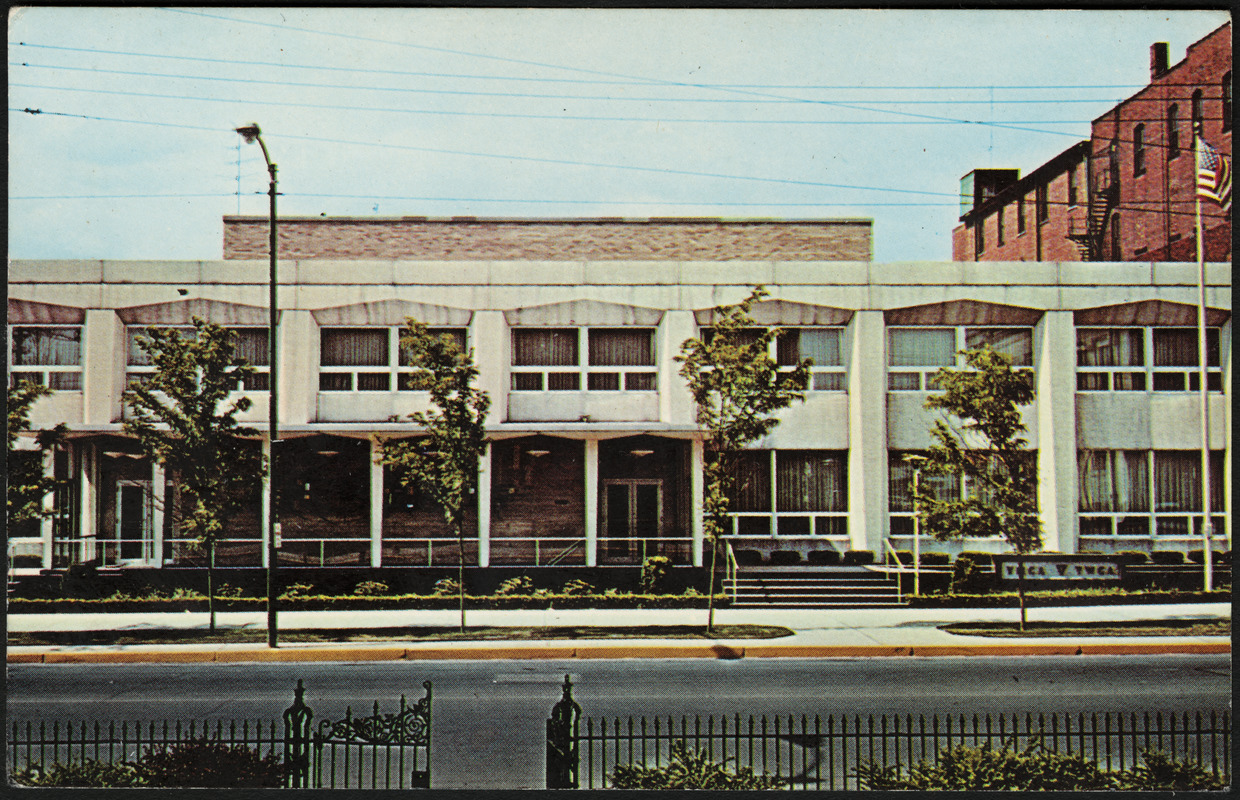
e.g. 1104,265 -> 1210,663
8,641 -> 1228,664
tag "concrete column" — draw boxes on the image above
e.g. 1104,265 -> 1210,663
690,437 -> 705,567
78,441 -> 98,564
1222,318 -> 1232,548
151,461 -> 166,566
82,310 -> 125,424
847,311 -> 888,553
370,438 -> 383,568
279,310 -> 317,425
659,310 -> 697,424
1035,311 -> 1077,553
39,449 -> 56,570
470,311 -> 507,425
584,438 -> 599,567
477,442 -> 492,567
260,437 -> 271,569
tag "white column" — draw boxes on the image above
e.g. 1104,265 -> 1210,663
82,310 -> 125,424
477,442 -> 492,567
151,461 -> 166,566
470,311 -> 508,426
659,310 -> 697,424
369,438 -> 384,568
78,441 -> 98,564
39,449 -> 56,570
1035,311 -> 1077,554
847,311 -> 888,553
584,438 -> 599,567
279,310 -> 317,425
690,437 -> 705,567
260,437 -> 271,569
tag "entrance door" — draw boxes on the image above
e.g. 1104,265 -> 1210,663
114,480 -> 154,565
602,480 -> 662,559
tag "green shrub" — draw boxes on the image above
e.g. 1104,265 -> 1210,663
1187,549 -> 1228,565
495,575 -> 534,596
134,737 -> 283,788
431,577 -> 461,596
353,580 -> 389,597
951,553 -> 994,593
1151,550 -> 1186,565
170,587 -> 206,600
1114,550 -> 1149,565
1117,749 -> 1227,790
843,550 -> 874,566
215,583 -> 246,599
561,579 -> 594,596
856,740 -> 1113,791
641,556 -> 673,593
279,582 -> 316,600
920,552 -> 950,566
769,550 -> 801,566
807,549 -> 842,565
959,550 -> 995,567
733,549 -> 763,566
610,741 -> 784,790
892,550 -> 915,565
12,759 -> 144,787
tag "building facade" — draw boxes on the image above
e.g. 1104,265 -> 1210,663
8,217 -> 1231,577
954,23 -> 1232,263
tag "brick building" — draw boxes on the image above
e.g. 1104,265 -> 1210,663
954,23 -> 1231,262
8,215 -> 1231,587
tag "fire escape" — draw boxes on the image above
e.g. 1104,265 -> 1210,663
1069,145 -> 1120,261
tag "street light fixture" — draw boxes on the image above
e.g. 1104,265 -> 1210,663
236,123 -> 280,648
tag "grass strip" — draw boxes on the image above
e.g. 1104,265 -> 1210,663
940,618 -> 1230,638
8,624 -> 793,648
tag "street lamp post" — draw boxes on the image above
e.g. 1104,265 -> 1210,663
236,123 -> 280,648
904,454 -> 927,597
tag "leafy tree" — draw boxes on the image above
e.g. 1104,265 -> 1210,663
7,380 -> 67,538
913,346 -> 1041,630
123,318 -> 264,632
378,318 -> 490,633
676,287 -> 810,632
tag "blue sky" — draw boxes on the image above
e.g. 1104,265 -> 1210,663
7,7 -> 1230,262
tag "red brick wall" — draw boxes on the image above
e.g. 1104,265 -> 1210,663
1091,23 -> 1231,261
954,160 -> 1088,262
222,217 -> 872,261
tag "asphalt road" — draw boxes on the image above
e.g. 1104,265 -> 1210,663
8,654 -> 1231,789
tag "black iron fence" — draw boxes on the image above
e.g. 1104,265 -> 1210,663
10,679 -> 432,789
546,677 -> 1230,790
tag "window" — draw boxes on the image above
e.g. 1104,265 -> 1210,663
1110,213 -> 1121,260
9,326 -> 83,390
777,328 -> 845,390
1078,450 -> 1224,538
1035,184 -> 1049,224
1167,104 -> 1180,159
1223,74 -> 1232,132
1191,89 -> 1204,132
1076,327 -> 1222,392
888,326 -> 1033,391
1016,197 -> 1026,233
888,452 -> 963,537
973,220 -> 985,255
127,326 -> 269,390
1067,167 -> 1078,207
319,326 -> 466,391
510,327 -> 656,392
727,450 -> 847,537
995,207 -> 1005,247
1132,124 -> 1146,176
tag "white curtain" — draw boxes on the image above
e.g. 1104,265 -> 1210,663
888,328 -> 955,367
1078,450 -> 1149,512
12,326 -> 81,366
321,328 -> 388,366
778,329 -> 841,366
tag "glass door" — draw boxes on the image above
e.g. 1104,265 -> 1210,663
602,479 -> 662,560
114,480 -> 154,565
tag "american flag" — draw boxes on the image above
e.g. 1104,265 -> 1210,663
1196,138 -> 1232,211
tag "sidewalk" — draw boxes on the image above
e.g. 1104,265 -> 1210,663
7,603 -> 1230,664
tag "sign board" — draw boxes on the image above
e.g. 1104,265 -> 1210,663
994,555 -> 1122,585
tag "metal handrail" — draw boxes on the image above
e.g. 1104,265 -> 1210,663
544,538 -> 586,567
881,540 -> 907,604
724,541 -> 740,602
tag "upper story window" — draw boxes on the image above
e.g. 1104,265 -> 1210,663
319,326 -> 465,391
1016,197 -> 1026,233
1191,89 -> 1204,132
1076,327 -> 1223,392
511,327 -> 656,391
887,326 -> 1033,391
973,219 -> 985,255
9,325 -> 83,390
1223,73 -> 1232,132
1067,166 -> 1078,207
1167,104 -> 1180,158
1132,124 -> 1146,176
777,328 -> 845,391
995,207 -> 1005,246
1035,184 -> 1049,224
127,326 -> 269,390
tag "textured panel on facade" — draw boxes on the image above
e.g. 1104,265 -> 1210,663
503,299 -> 664,326
694,299 -> 854,326
312,300 -> 472,326
116,298 -> 271,325
883,299 -> 1044,325
1074,299 -> 1231,326
7,298 -> 86,323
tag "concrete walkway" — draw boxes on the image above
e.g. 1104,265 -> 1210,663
7,603 -> 1229,664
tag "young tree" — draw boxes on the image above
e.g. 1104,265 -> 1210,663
913,346 -> 1041,630
123,318 -> 264,632
378,319 -> 490,633
7,380 -> 66,538
676,287 -> 810,632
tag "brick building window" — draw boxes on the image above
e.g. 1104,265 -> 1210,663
320,326 -> 465,391
973,220 -> 984,255
728,450 -> 847,537
9,325 -> 83,390
1167,104 -> 1180,158
1192,89 -> 1204,132
1017,197 -> 1026,233
1078,449 -> 1224,538
995,207 -> 1005,246
1067,167 -> 1078,207
887,326 -> 1033,391
1224,73 -> 1232,132
1110,213 -> 1121,260
1076,326 -> 1223,392
1133,124 -> 1146,176
1035,184 -> 1049,224
511,327 -> 656,391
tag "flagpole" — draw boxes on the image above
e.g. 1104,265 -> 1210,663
1193,127 -> 1213,592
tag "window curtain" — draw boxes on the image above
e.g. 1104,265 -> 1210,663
888,328 -> 955,367
1078,450 -> 1148,512
965,328 -> 1033,366
729,452 -> 771,512
12,327 -> 81,366
890,453 -> 961,511
231,328 -> 270,366
321,328 -> 388,366
1154,451 -> 1200,512
588,329 -> 654,366
399,328 -> 467,366
778,329 -> 841,366
1153,328 -> 1220,367
1076,328 -> 1143,367
776,451 -> 844,512
513,328 -> 578,366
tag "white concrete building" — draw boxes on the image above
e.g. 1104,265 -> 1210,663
6,221 -> 1231,577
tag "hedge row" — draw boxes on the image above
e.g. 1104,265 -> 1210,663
909,589 -> 1230,608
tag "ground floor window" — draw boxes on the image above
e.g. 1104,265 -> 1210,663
1078,449 -> 1225,538
887,451 -> 962,537
728,450 -> 847,537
